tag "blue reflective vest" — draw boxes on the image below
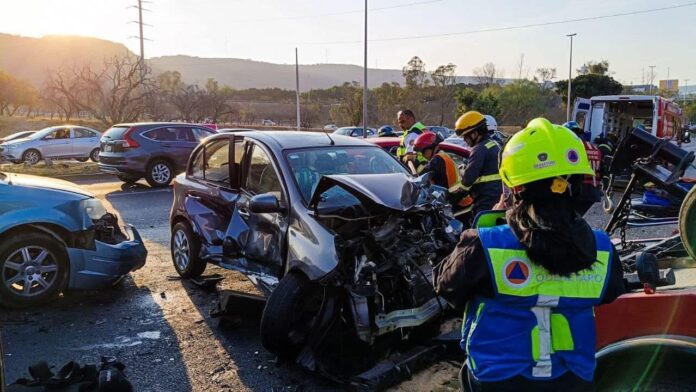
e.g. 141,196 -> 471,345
461,212 -> 613,382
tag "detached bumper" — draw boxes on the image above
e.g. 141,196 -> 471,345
67,224 -> 148,290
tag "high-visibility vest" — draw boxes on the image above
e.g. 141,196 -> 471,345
435,151 -> 459,188
396,122 -> 426,163
583,141 -> 602,186
462,211 -> 613,382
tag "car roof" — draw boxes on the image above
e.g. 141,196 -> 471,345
210,130 -> 375,150
111,122 -> 213,128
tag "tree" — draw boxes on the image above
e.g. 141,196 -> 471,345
171,84 -> 202,122
300,103 -> 321,128
684,100 -> 696,124
0,71 -> 39,117
430,63 -> 458,125
45,55 -> 154,126
473,62 -> 501,86
200,79 -> 235,123
373,82 -> 403,125
535,67 -> 557,91
471,87 -> 501,119
497,80 -> 546,125
556,74 -> 623,104
455,87 -> 478,115
402,56 -> 429,89
577,60 -> 609,76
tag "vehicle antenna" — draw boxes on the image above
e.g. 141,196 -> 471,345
323,129 -> 335,146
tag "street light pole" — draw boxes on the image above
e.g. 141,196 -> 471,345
295,48 -> 301,131
362,0 -> 368,138
566,33 -> 576,122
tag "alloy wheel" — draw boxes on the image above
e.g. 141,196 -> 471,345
152,163 -> 171,185
173,229 -> 190,271
24,151 -> 39,165
2,246 -> 58,297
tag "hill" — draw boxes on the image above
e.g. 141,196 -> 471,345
0,33 -> 487,91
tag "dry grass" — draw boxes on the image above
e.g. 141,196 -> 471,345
0,160 -> 100,177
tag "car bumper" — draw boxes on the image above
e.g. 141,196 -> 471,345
67,224 -> 148,289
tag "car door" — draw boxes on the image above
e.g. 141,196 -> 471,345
185,135 -> 244,248
173,126 -> 199,169
145,126 -> 196,172
223,140 -> 288,277
72,127 -> 98,157
41,127 -> 72,158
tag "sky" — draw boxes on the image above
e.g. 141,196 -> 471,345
3,0 -> 696,87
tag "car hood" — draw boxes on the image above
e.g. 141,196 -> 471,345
3,173 -> 94,198
1,137 -> 31,146
307,173 -> 438,212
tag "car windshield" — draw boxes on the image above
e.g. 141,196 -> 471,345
285,146 -> 409,203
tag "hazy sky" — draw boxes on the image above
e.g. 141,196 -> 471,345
3,0 -> 696,86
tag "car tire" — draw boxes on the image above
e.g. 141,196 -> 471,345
171,222 -> 205,278
0,231 -> 69,308
75,157 -> 89,162
260,271 -> 323,358
22,149 -> 41,165
89,148 -> 100,162
145,159 -> 174,187
117,174 -> 141,184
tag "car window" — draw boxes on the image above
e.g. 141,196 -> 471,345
192,127 -> 214,142
73,128 -> 96,138
144,127 -> 194,142
245,145 -> 282,199
191,147 -> 205,179
49,128 -> 70,140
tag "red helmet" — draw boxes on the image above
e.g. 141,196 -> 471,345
414,131 -> 443,152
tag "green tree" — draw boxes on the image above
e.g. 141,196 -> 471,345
455,87 -> 478,115
373,82 -> 403,125
471,87 -> 501,119
497,80 -> 545,125
556,74 -> 622,107
430,63 -> 458,125
684,101 -> 696,123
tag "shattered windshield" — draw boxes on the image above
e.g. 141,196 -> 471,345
285,146 -> 408,203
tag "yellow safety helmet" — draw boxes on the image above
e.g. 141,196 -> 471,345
499,118 -> 594,189
455,111 -> 487,136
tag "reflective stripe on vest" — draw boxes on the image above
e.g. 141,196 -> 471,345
462,214 -> 613,382
448,173 -> 502,193
583,141 -> 601,186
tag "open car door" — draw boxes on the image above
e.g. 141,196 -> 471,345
573,98 -> 592,140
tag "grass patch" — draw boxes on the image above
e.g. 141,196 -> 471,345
0,161 -> 100,178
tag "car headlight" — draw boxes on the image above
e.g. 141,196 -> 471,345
4,144 -> 17,150
81,198 -> 107,220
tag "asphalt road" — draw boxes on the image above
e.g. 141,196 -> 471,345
1,141 -> 696,392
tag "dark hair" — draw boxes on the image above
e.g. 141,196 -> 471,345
399,109 -> 415,118
506,176 -> 597,276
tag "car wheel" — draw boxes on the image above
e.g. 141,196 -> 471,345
171,222 -> 205,278
89,148 -> 100,162
117,174 -> 141,184
22,149 -> 41,165
0,232 -> 69,308
146,159 -> 173,187
75,157 -> 89,162
260,272 -> 323,358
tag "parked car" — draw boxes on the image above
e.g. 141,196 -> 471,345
0,172 -> 146,308
261,120 -> 276,126
0,131 -> 36,144
368,136 -> 471,170
98,122 -> 215,187
169,131 -> 461,363
424,126 -> 454,140
0,126 -> 101,165
333,126 -> 377,138
323,124 -> 338,132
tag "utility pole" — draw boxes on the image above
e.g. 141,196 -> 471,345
362,0 -> 368,138
130,0 -> 150,79
566,33 -> 576,122
295,48 -> 301,131
648,65 -> 656,95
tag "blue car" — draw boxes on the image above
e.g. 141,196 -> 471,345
0,172 -> 147,308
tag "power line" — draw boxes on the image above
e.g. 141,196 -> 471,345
291,1 -> 696,45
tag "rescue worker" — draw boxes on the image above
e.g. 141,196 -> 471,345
396,109 -> 426,174
413,131 -> 474,219
436,118 -> 625,391
378,125 -> 396,137
484,114 -> 506,147
450,111 -> 503,221
564,121 -> 603,215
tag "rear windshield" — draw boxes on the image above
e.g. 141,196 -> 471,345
103,126 -> 130,139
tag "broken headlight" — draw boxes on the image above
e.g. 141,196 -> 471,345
81,198 -> 107,220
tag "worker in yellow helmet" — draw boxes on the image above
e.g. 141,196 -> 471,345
449,111 -> 503,224
436,118 -> 625,391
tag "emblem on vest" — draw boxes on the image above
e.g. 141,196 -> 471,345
502,258 -> 532,287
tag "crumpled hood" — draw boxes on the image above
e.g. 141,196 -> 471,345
308,173 -> 432,212
4,173 -> 94,198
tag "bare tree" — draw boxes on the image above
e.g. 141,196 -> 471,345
515,54 -> 529,80
431,63 -> 458,125
535,67 -> 557,91
171,84 -> 202,122
473,62 -> 501,86
45,55 -> 154,126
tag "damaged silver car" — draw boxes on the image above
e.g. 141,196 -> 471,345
169,131 -> 461,374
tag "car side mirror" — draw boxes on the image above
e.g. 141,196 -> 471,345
249,193 -> 282,213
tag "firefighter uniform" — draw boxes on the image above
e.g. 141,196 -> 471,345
449,135 -> 502,219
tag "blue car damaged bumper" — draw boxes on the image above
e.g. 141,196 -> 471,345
67,224 -> 148,290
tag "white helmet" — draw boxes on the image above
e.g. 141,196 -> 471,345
484,115 -> 498,131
